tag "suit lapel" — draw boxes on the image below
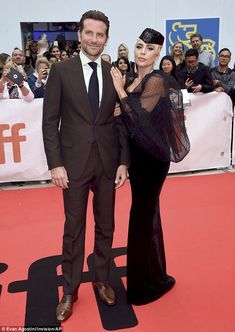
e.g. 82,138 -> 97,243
66,56 -> 93,121
65,57 -> 114,123
96,61 -> 110,122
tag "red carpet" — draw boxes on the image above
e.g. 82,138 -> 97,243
1,173 -> 235,331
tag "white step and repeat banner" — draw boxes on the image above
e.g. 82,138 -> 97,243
0,92 -> 234,183
0,99 -> 50,183
170,91 -> 233,173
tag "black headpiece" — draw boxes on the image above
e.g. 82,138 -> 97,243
139,28 -> 164,46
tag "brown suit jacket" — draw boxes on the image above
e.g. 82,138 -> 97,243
42,56 -> 129,179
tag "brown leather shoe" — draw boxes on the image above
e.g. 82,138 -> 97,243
56,294 -> 78,322
92,281 -> 116,306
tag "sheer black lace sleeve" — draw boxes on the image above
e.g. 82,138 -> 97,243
120,70 -> 190,162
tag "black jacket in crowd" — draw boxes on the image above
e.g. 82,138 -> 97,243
178,62 -> 214,93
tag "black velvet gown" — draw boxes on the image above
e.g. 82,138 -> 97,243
120,70 -> 190,305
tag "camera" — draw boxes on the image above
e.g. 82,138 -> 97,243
6,68 -> 24,86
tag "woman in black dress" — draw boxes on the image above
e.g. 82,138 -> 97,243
111,28 -> 190,305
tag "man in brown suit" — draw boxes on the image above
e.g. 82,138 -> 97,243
42,10 -> 129,322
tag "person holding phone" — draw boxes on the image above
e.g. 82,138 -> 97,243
178,48 -> 213,93
0,62 -> 34,101
27,57 -> 50,98
25,39 -> 38,69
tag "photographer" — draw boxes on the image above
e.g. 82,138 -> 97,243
27,57 -> 50,98
0,61 -> 34,101
25,39 -> 38,69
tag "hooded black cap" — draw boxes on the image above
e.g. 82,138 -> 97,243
139,28 -> 164,45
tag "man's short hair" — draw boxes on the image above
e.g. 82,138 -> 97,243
79,10 -> 110,37
185,48 -> 199,59
218,48 -> 231,56
101,53 -> 111,62
12,47 -> 24,55
190,33 -> 203,42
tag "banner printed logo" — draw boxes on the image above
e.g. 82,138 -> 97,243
166,18 -> 220,64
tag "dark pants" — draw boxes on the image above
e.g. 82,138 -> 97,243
62,143 -> 116,294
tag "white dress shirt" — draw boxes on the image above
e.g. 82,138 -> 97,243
79,50 -> 103,106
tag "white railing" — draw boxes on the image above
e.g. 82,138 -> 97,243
170,92 -> 233,173
0,92 -> 234,183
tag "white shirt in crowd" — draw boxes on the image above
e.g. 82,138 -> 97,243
0,81 -> 34,102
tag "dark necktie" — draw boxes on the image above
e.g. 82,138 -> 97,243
88,62 -> 99,119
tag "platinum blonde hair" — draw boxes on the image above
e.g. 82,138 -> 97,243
36,57 -> 50,71
117,43 -> 129,59
136,39 -> 162,55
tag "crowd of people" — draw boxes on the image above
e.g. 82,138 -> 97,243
160,33 -> 235,105
1,31 -> 235,105
0,38 -> 81,100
